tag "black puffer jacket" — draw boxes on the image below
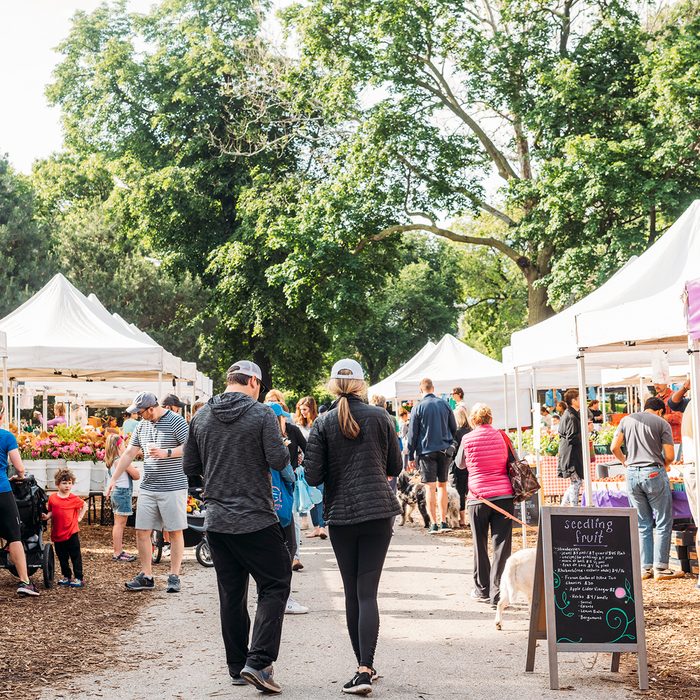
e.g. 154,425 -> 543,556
304,396 -> 402,526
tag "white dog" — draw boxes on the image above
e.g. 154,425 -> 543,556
446,485 -> 461,529
495,548 -> 537,630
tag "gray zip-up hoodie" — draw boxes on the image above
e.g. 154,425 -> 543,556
183,391 -> 290,535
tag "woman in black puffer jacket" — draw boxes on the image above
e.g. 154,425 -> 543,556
304,359 -> 402,696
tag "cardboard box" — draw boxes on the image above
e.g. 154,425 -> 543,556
672,529 -> 698,547
669,556 -> 691,573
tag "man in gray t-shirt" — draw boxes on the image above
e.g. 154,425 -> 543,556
611,397 -> 682,581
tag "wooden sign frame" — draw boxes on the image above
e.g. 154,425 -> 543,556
526,506 -> 648,690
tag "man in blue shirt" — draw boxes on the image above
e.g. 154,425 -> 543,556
0,404 -> 39,595
408,378 -> 457,534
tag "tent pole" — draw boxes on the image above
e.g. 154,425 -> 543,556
1,357 -> 7,429
503,374 -> 509,430
601,384 -> 607,423
158,371 -> 163,402
577,352 -> 593,507
531,367 -> 544,515
688,338 -> 700,587
639,375 -> 645,412
42,391 -> 48,431
513,368 -> 526,546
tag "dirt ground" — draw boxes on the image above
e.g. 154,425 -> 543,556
3,521 -> 699,699
0,523 -> 150,699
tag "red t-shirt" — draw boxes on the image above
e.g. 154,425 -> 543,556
47,493 -> 84,543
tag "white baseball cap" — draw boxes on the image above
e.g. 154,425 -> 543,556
227,360 -> 263,381
330,359 -> 365,380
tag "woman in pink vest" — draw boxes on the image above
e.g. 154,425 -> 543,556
458,403 -> 513,607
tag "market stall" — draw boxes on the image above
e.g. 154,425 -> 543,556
370,334 -> 531,429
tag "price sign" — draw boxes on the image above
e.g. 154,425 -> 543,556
526,506 -> 648,690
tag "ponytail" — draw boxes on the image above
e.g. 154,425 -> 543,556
329,376 -> 366,440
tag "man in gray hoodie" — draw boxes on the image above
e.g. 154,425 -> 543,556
183,360 -> 291,694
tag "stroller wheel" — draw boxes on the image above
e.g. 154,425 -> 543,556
151,530 -> 163,564
42,544 -> 55,589
195,538 -> 214,568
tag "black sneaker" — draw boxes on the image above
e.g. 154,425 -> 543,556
240,664 -> 281,694
17,581 -> 39,597
230,673 -> 247,686
470,589 -> 489,603
439,522 -> 452,533
125,572 -> 155,591
342,672 -> 372,695
166,574 -> 181,593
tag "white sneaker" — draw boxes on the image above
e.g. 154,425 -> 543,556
285,597 -> 309,614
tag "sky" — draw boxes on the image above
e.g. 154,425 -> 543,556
0,1 -> 156,174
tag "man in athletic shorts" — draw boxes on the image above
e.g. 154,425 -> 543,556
106,392 -> 189,593
407,378 -> 456,534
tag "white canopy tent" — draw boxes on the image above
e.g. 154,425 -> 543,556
0,274 -> 174,381
370,334 -> 530,429
368,341 -> 436,399
572,202 -> 700,570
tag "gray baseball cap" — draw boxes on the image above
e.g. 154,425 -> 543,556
126,392 -> 159,414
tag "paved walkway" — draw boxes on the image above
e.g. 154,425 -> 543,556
45,525 -> 632,699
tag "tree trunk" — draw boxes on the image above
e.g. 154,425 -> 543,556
526,277 -> 555,325
253,349 -> 273,399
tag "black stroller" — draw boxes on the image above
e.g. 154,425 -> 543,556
150,486 -> 212,568
0,476 -> 55,588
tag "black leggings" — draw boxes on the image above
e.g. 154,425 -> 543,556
283,521 -> 296,563
329,518 -> 393,668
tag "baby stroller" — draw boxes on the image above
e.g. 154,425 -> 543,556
0,476 -> 55,588
151,486 -> 212,568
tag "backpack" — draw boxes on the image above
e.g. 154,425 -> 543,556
271,468 -> 294,527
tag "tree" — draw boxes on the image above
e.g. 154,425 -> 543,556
281,0 -> 700,323
0,157 -> 55,317
31,153 -> 213,376
333,235 -> 464,384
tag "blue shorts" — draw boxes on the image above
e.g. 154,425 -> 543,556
111,487 -> 133,516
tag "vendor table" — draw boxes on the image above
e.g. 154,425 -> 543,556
582,484 -> 692,520
535,455 -> 610,498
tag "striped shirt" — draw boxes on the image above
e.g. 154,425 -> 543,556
129,410 -> 189,492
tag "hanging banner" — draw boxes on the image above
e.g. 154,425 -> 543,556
688,278 -> 700,341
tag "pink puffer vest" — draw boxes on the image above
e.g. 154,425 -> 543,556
460,424 -> 512,500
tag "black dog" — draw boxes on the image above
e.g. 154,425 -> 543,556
396,470 -> 430,528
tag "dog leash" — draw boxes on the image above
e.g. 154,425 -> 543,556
476,496 -> 539,531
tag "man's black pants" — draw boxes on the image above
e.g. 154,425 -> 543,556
54,533 -> 83,580
208,524 -> 292,674
467,498 -> 513,605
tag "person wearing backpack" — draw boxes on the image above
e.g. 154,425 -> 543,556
183,361 -> 292,695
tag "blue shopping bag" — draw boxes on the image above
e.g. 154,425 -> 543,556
293,467 -> 323,513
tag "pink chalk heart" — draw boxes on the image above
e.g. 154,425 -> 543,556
614,587 -> 626,599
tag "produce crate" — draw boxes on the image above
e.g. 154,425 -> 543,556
672,527 -> 698,547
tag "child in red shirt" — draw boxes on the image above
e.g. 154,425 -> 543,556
44,469 -> 88,587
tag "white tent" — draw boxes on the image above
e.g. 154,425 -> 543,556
0,274 -> 174,380
576,201 -> 700,349
371,334 -> 530,429
85,293 -> 182,379
368,341 -> 436,399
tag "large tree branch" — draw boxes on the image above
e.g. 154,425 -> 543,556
396,154 -> 516,227
413,58 -> 519,181
355,223 -> 526,268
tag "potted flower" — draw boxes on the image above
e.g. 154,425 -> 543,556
593,424 -> 616,454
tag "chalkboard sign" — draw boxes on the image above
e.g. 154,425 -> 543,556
526,506 -> 648,691
550,513 -> 637,644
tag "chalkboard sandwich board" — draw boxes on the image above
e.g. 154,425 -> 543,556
526,506 -> 648,691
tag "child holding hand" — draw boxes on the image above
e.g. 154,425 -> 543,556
44,468 -> 88,587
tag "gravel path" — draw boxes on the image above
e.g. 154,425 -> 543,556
44,524 -> 633,699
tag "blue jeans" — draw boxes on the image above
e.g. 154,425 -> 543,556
626,466 -> 673,569
310,484 -> 325,528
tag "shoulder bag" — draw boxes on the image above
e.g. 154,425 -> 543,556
501,431 -> 541,503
